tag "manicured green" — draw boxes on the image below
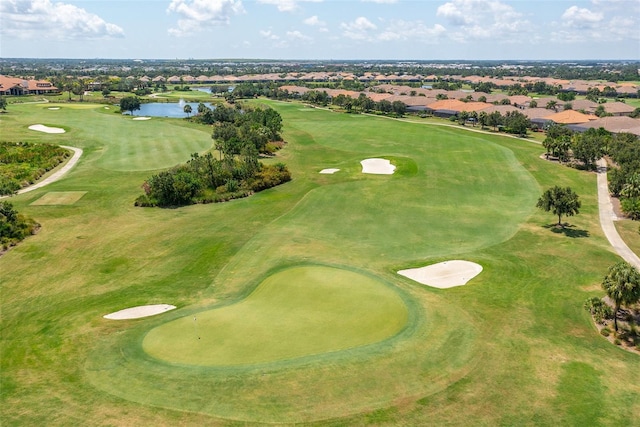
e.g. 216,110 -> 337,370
1,98 -> 639,426
143,265 -> 408,366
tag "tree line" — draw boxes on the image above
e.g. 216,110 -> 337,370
542,125 -> 640,219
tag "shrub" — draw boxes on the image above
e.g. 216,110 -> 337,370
584,296 -> 614,323
614,338 -> 621,345
134,194 -> 156,207
601,327 -> 611,337
621,197 -> 640,220
0,201 -> 39,250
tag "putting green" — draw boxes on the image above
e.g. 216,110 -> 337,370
143,265 -> 408,366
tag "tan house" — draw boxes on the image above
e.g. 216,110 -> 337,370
543,110 -> 597,125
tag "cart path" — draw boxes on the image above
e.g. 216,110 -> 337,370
0,146 -> 83,200
596,158 -> 640,269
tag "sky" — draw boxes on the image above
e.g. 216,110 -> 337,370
1,0 -> 639,60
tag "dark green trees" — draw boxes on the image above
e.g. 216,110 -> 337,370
536,186 -> 581,227
120,96 -> 141,115
137,104 -> 289,207
602,261 -> 640,331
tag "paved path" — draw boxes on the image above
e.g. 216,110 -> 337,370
596,158 -> 640,269
0,146 -> 83,200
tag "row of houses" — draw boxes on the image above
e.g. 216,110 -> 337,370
89,73 -> 639,96
0,75 -> 58,96
280,84 -> 640,136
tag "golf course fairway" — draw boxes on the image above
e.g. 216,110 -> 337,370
143,265 -> 408,366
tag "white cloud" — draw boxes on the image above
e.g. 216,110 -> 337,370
436,0 -> 531,41
436,1 -> 471,25
258,0 -> 322,12
286,30 -> 312,41
304,15 -> 324,26
0,0 -> 124,40
260,29 -> 280,40
551,2 -> 639,44
561,6 -> 603,28
167,0 -> 244,36
362,0 -> 398,3
340,16 -> 377,41
378,21 -> 446,42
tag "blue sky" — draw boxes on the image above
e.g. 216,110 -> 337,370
1,0 -> 639,60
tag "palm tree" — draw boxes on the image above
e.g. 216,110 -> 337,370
184,104 -> 192,118
621,173 -> 640,199
546,100 -> 558,112
602,261 -> 640,331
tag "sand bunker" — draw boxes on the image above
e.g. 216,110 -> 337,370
398,260 -> 483,289
132,117 -> 151,121
28,124 -> 65,134
361,158 -> 395,175
48,107 -> 60,110
104,304 -> 176,320
320,168 -> 340,174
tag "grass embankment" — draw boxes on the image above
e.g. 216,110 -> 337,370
0,100 -> 638,425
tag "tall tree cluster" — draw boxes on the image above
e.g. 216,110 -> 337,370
137,104 -> 290,207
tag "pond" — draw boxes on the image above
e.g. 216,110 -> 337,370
124,100 -> 214,118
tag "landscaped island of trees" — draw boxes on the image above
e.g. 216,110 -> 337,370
135,103 -> 291,207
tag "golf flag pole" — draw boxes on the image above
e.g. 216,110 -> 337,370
193,315 -> 200,340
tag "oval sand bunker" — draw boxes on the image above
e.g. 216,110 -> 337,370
28,124 -> 65,134
104,304 -> 176,320
361,158 -> 395,175
398,260 -> 483,289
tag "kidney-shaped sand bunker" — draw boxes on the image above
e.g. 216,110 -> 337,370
143,266 -> 408,366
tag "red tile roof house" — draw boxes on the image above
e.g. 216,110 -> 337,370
0,75 -> 58,96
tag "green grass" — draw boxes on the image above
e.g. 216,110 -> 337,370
31,191 -> 87,205
1,99 -> 639,425
143,265 -> 408,366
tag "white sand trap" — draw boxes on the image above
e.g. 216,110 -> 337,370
103,304 -> 176,320
132,116 -> 151,121
361,158 -> 395,175
28,124 -> 65,134
320,168 -> 340,174
48,107 -> 60,110
104,107 -> 110,110
398,260 -> 483,289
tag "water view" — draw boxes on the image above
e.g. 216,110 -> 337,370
124,100 -> 214,118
